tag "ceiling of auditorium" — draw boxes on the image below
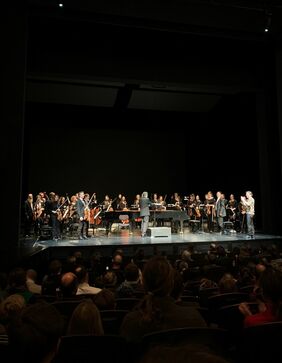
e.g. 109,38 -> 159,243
25,0 -> 282,112
26,0 -> 282,40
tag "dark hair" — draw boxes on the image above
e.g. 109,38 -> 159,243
259,266 -> 282,319
67,299 -> 104,336
124,263 -> 139,282
8,302 -> 64,363
139,256 -> 174,323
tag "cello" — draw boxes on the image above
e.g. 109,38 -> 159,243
84,193 -> 96,222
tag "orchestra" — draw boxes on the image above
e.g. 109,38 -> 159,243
23,189 -> 252,239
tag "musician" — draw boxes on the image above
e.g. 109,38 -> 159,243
140,191 -> 151,237
133,194 -> 141,209
171,192 -> 183,210
76,191 -> 88,240
118,196 -> 128,210
227,194 -> 238,226
152,193 -> 158,204
24,193 -> 34,237
187,193 -> 196,218
102,195 -> 111,211
116,193 -> 122,210
33,193 -> 45,236
215,191 -> 227,234
49,194 -> 61,240
195,195 -> 203,219
204,191 -> 215,233
158,195 -> 167,210
240,191 -> 255,239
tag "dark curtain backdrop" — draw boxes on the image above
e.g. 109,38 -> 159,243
23,94 -> 261,227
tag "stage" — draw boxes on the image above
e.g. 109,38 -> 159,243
20,227 -> 282,264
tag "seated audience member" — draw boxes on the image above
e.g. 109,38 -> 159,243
60,272 -> 78,298
41,259 -> 62,296
120,256 -> 206,342
116,262 -> 144,298
7,302 -> 64,363
0,294 -> 26,333
218,273 -> 238,294
74,266 -> 101,295
66,299 -> 104,336
92,288 -> 115,310
26,269 -> 42,295
239,264 -> 282,327
7,267 -> 35,303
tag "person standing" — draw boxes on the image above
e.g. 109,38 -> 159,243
76,191 -> 88,240
140,191 -> 151,237
241,191 -> 255,239
24,193 -> 34,237
215,191 -> 227,234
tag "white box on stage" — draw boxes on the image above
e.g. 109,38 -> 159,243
147,227 -> 171,238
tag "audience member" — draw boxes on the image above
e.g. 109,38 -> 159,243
120,256 -> 206,342
67,299 -> 104,336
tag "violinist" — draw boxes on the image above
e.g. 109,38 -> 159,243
76,191 -> 88,240
33,193 -> 45,236
204,191 -> 215,233
187,194 -> 196,218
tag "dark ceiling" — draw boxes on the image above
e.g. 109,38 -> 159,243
26,0 -> 282,41
24,0 -> 282,112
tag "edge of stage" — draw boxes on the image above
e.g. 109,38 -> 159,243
19,228 -> 282,264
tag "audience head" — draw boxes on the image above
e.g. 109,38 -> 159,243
0,294 -> 25,324
67,299 -> 104,336
26,269 -> 38,281
218,273 -> 237,293
124,263 -> 140,282
60,272 -> 78,297
143,256 -> 174,297
259,265 -> 282,317
92,289 -> 115,310
8,302 -> 64,363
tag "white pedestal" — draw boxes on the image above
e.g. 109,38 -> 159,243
147,227 -> 171,237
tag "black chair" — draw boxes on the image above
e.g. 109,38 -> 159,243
208,292 -> 249,314
198,287 -> 219,307
180,295 -> 199,303
0,335 -> 9,363
240,321 -> 282,363
215,303 -> 259,340
52,299 -> 84,332
115,298 -> 140,310
100,309 -> 129,335
53,335 -> 129,363
141,327 -> 229,356
239,285 -> 255,294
